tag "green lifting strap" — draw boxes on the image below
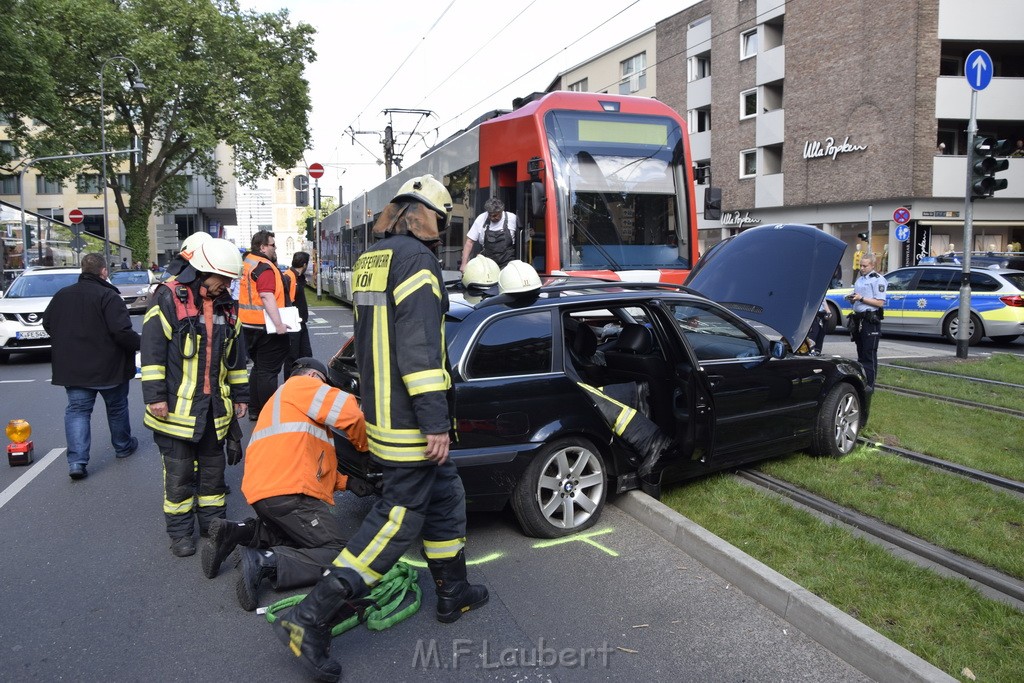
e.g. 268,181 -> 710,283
263,561 -> 421,635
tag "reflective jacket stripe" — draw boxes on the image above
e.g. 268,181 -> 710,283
141,365 -> 165,381
402,368 -> 449,396
393,269 -> 440,306
352,291 -> 388,307
372,303 -> 391,429
580,383 -> 636,436
144,306 -> 173,339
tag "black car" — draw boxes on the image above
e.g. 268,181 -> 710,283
330,225 -> 870,538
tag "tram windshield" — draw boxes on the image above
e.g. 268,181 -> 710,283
545,110 -> 690,271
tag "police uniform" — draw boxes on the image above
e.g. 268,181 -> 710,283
851,270 -> 887,386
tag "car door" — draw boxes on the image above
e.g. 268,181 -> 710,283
902,267 -> 955,335
879,268 -> 918,333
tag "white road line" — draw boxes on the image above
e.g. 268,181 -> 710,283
310,318 -> 329,324
313,332 -> 337,336
0,447 -> 65,511
0,379 -> 35,384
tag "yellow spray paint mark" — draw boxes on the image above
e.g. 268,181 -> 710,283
532,527 -> 619,557
400,551 -> 504,569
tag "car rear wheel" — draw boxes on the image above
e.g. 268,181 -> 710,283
811,384 -> 860,457
824,302 -> 841,334
511,437 -> 607,538
943,312 -> 983,346
990,334 -> 1020,344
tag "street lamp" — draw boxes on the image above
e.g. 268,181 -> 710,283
99,56 -> 146,263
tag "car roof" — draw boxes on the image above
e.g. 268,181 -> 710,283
890,265 -> 1024,276
20,267 -> 80,275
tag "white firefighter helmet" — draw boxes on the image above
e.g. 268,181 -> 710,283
498,260 -> 541,295
187,238 -> 244,279
462,255 -> 500,289
179,231 -> 212,260
393,174 -> 453,230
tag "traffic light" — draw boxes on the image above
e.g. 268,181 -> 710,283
857,232 -> 868,242
970,136 -> 1010,200
295,190 -> 308,207
305,217 -> 314,241
25,224 -> 34,249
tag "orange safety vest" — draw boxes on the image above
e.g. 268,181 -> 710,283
240,375 -> 368,505
281,269 -> 298,307
239,252 -> 285,326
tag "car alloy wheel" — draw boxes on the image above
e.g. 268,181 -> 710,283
511,437 -> 606,538
944,312 -> 983,346
811,384 -> 860,457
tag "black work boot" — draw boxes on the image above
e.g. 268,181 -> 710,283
236,547 -> 277,612
272,570 -> 355,683
202,518 -> 256,579
426,549 -> 489,623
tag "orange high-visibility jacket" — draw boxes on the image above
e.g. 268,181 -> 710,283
241,375 -> 368,505
239,252 -> 285,326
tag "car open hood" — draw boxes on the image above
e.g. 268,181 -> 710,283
684,224 -> 847,349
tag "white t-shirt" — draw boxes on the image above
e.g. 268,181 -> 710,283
466,211 -> 518,244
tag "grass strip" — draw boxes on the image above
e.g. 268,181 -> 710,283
865,391 -> 1024,481
305,284 -> 348,308
755,448 -> 1024,580
877,365 -> 1024,412
887,352 -> 1024,384
663,475 -> 1024,682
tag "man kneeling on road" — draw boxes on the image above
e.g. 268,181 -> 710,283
200,358 -> 373,612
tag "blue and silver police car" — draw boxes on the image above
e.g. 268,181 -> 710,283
825,265 -> 1024,345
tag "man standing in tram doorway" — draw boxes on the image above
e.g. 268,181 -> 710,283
460,197 -> 518,270
270,175 -> 488,682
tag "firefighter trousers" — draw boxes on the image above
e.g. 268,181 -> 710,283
250,494 -> 348,590
331,458 -> 467,590
155,411 -> 226,539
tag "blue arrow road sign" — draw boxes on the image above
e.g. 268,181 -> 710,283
895,225 -> 910,242
965,49 -> 993,91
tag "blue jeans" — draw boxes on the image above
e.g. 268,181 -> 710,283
65,383 -> 133,466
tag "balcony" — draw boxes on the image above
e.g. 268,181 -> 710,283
932,155 -> 1024,199
935,76 -> 1024,120
690,130 -> 710,161
756,45 -> 785,86
755,173 -> 785,208
688,76 -> 711,109
756,109 -> 785,147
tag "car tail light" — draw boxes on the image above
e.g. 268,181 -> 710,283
999,295 -> 1024,307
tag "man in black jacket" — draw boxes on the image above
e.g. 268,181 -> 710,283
43,253 -> 141,480
281,251 -> 312,379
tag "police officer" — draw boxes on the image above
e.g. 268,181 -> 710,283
270,175 -> 488,682
848,253 -> 887,387
460,197 -> 518,269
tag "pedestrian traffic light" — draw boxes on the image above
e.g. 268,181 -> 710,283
857,232 -> 868,242
305,217 -> 314,241
970,136 -> 1010,199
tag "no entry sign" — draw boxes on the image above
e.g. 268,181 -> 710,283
68,209 -> 84,224
308,163 -> 324,179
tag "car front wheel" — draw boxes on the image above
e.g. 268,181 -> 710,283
811,384 -> 860,457
824,302 -> 841,334
511,437 -> 607,538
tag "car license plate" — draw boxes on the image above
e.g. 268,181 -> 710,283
16,330 -> 49,340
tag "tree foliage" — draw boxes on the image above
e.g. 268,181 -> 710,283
0,0 -> 315,261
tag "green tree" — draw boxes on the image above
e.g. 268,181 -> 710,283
297,195 -> 338,229
0,0 -> 315,262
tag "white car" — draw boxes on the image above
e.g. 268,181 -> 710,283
0,267 -> 80,361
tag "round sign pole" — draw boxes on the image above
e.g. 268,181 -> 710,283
308,163 -> 325,300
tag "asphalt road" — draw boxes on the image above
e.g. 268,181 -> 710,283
0,305 -> 1018,681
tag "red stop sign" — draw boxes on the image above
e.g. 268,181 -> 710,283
308,162 -> 325,179
68,209 -> 84,224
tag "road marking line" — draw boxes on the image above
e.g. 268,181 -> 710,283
0,447 -> 66,510
0,379 -> 35,384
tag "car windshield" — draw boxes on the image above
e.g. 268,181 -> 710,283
110,271 -> 151,286
4,272 -> 79,298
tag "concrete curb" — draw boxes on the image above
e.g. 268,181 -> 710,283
615,491 -> 956,683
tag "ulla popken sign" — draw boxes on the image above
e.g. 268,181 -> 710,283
802,136 -> 867,161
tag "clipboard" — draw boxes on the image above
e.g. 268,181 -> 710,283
265,306 -> 301,333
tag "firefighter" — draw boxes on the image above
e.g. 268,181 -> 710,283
239,230 -> 292,420
199,357 -> 372,612
164,231 -> 213,279
270,175 -> 488,682
141,238 -> 249,558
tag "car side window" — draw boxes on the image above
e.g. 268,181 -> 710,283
884,269 -> 916,292
668,303 -> 761,362
968,272 -> 1000,292
465,310 -> 553,379
917,269 -> 955,291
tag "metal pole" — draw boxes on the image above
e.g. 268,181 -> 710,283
315,179 -> 322,301
100,67 -> 108,263
867,205 -> 873,250
956,90 -> 978,359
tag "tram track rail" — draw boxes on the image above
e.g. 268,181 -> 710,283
874,383 -> 1024,418
736,469 -> 1024,608
878,361 -> 1024,390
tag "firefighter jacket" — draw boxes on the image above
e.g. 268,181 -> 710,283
351,234 -> 451,465
141,279 -> 249,442
241,374 -> 368,505
239,252 -> 285,327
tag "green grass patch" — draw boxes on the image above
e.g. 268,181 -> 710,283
304,285 -> 348,308
663,475 -> 1024,682
865,392 -> 1024,481
756,448 -> 1024,580
887,353 -> 1024,384
877,365 -> 1024,412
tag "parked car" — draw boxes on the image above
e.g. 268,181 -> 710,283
0,266 -> 80,361
825,265 -> 1024,345
329,224 -> 870,538
109,269 -> 155,313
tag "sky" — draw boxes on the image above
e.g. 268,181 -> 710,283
240,0 -> 695,206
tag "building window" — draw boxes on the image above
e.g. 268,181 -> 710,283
277,177 -> 285,191
619,52 -> 647,94
567,78 -> 588,92
117,173 -> 132,193
740,89 -> 758,119
0,174 -> 20,195
740,28 -> 758,60
740,150 -> 757,178
688,52 -> 711,82
76,173 -> 102,195
35,176 -> 63,194
688,107 -> 711,133
0,140 -> 17,160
